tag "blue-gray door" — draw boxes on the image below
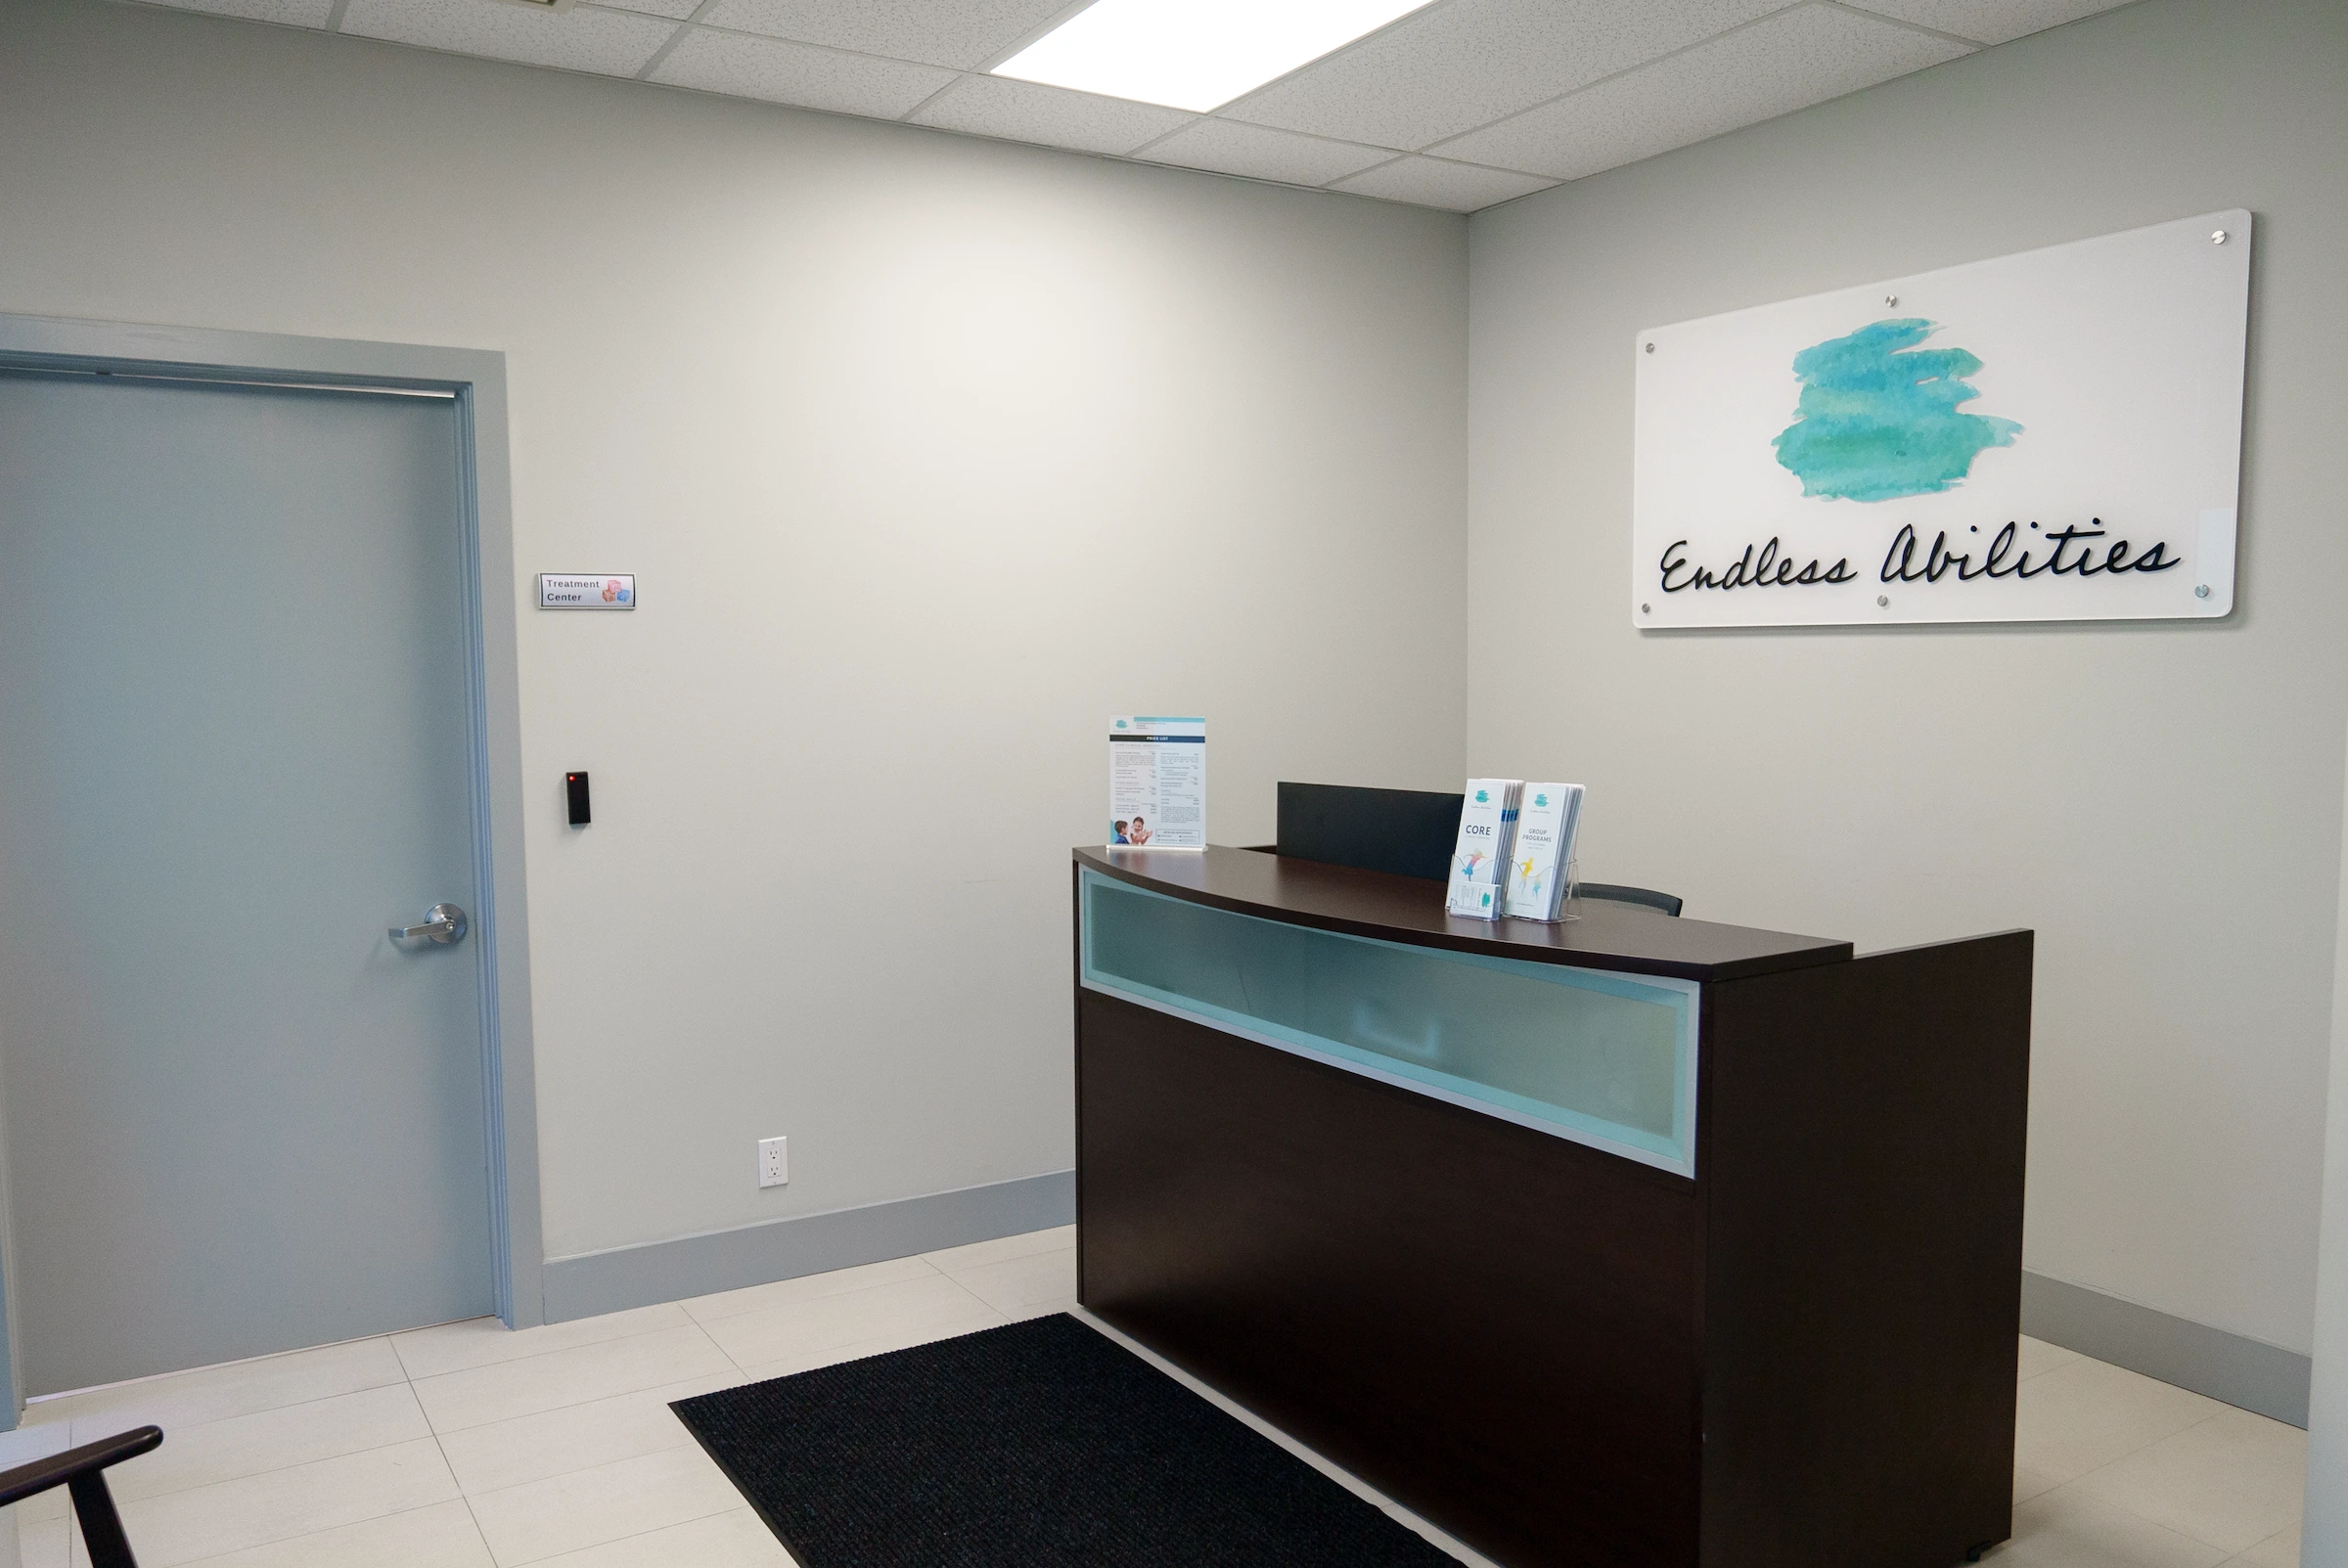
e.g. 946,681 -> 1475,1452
0,369 -> 493,1396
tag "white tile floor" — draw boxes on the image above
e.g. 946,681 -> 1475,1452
0,1226 -> 2306,1567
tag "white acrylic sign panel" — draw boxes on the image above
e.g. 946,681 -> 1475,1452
1631,210 -> 2249,628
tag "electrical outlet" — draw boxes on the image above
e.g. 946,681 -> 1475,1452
758,1136 -> 788,1188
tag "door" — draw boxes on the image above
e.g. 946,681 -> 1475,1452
0,368 -> 493,1396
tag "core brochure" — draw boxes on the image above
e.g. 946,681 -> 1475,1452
1447,779 -> 1521,918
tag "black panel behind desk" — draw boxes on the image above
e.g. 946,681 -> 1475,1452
1275,782 -> 1463,883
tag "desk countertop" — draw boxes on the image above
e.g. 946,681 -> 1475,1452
1074,845 -> 1852,983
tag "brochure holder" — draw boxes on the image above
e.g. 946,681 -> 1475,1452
1447,878 -> 1504,921
1555,858 -> 1583,923
1445,858 -> 1581,923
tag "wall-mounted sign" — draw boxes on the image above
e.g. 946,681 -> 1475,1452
1632,209 -> 2249,629
539,574 -> 635,609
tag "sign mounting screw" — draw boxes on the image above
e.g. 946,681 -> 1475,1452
1884,293 -> 1898,307
1644,341 -> 1655,353
1641,603 -> 1651,613
2195,584 -> 2211,598
1877,595 -> 1890,607
2211,229 -> 2229,245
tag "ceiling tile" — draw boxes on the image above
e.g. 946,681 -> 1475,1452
909,75 -> 1197,157
1331,156 -> 1555,212
696,0 -> 1075,70
141,0 -> 334,23
1432,4 -> 1971,181
1846,0 -> 2136,46
1224,0 -> 1784,152
587,0 -> 701,20
651,27 -> 959,116
1137,119 -> 1395,189
339,0 -> 675,76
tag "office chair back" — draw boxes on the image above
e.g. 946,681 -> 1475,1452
1577,882 -> 1684,918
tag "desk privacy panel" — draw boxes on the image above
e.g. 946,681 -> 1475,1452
1079,870 -> 1697,1176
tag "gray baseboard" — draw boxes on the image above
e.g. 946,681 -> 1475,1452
2021,1270 -> 2310,1428
543,1197 -> 2312,1430
540,1171 -> 1075,1324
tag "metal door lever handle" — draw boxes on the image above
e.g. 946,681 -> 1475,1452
390,903 -> 469,944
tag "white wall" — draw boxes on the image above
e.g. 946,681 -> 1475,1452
12,0 -> 2340,1372
2307,735 -> 2348,1556
0,0 -> 1468,1264
1467,0 -> 2348,1355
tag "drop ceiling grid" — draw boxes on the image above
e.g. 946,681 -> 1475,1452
118,0 -> 2140,210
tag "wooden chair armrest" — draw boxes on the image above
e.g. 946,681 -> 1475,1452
0,1426 -> 161,1507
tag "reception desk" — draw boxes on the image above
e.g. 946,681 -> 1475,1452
1071,845 -> 2031,1568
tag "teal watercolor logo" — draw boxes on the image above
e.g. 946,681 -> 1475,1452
1773,318 -> 2021,503
1474,788 -> 1489,804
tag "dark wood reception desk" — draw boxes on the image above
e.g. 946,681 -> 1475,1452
1071,845 -> 2032,1568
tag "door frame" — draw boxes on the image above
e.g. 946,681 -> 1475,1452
0,312 -> 547,1421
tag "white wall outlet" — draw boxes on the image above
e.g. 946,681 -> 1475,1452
757,1136 -> 788,1188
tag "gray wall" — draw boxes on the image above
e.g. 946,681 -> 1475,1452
0,0 -> 1468,1267
1467,0 -> 2348,1358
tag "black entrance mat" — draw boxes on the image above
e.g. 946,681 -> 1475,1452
669,1313 -> 1461,1568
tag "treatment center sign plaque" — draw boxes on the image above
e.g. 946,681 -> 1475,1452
1630,209 -> 2248,629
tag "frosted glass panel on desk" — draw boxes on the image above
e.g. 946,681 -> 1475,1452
1080,870 -> 1697,1177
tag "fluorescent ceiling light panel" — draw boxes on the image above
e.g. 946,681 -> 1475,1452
994,0 -> 1432,113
